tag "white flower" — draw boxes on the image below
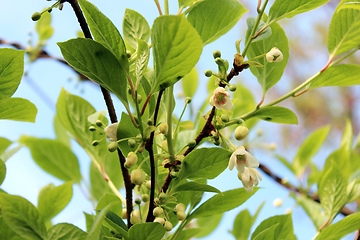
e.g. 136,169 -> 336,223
209,87 -> 233,111
266,47 -> 283,63
238,167 -> 262,193
228,146 -> 259,173
104,122 -> 119,142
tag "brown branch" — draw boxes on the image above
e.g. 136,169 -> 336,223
145,89 -> 164,222
64,0 -> 134,227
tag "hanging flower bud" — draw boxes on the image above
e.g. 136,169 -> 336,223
130,216 -> 141,224
154,217 -> 165,225
95,120 -> 103,127
234,53 -> 244,67
185,97 -> 192,104
188,140 -> 196,148
108,142 -> 118,152
204,70 -> 212,77
221,114 -> 230,123
266,47 -> 283,62
121,209 -> 127,219
125,152 -> 138,168
31,12 -> 41,21
128,139 -> 136,149
104,123 -> 119,142
229,84 -> 237,92
234,126 -> 249,141
213,50 -> 221,59
159,122 -> 168,135
153,207 -> 164,217
145,180 -> 151,189
164,221 -> 173,231
141,194 -> 149,203
89,126 -> 96,131
177,211 -> 186,221
209,87 -> 233,111
131,169 -> 146,185
175,203 -> 186,212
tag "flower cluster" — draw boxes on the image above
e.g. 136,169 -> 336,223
229,146 -> 262,192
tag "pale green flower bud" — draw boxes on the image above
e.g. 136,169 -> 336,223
131,169 -> 146,185
92,140 -> 100,146
135,198 -> 141,205
125,152 -> 138,168
159,192 -> 167,201
153,207 -> 163,217
31,12 -> 41,21
89,126 -> 96,131
221,114 -> 230,123
159,122 -> 168,135
229,84 -> 237,92
185,97 -> 192,104
273,198 -> 283,207
266,47 -> 283,62
188,140 -> 196,148
141,194 -> 149,203
130,216 -> 141,224
145,180 -> 151,189
121,209 -> 127,219
205,70 -> 212,77
108,142 -> 118,152
95,120 -> 103,127
154,217 -> 165,225
175,203 -> 186,212
234,126 -> 249,141
164,221 -> 173,231
177,211 -> 186,221
213,50 -> 221,59
128,139 -> 136,149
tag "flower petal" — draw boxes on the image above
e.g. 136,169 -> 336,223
245,152 -> 259,168
222,98 -> 233,111
228,154 -> 236,170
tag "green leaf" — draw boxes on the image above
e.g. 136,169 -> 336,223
231,209 -> 252,240
309,64 -> 360,89
328,0 -> 360,56
275,155 -> 295,174
232,83 -> 257,129
318,162 -> 347,222
19,137 -> 81,183
246,17 -> 272,43
317,212 -> 360,240
53,115 -> 71,149
252,224 -> 278,240
0,216 -> 18,240
152,15 -> 202,90
105,211 -> 128,236
48,223 -> 87,240
196,214 -> 222,238
0,145 -> 22,163
188,188 -> 257,219
267,0 -> 330,24
187,0 -> 247,45
338,2 -> 360,11
251,214 -> 296,240
340,118 -> 353,151
96,193 -> 122,217
84,212 -> 95,232
291,193 -> 325,230
0,98 -> 37,122
87,203 -> 114,240
246,106 -> 298,124
176,228 -> 202,240
57,39 -> 128,106
37,182 -> 73,222
36,12 -> 53,42
0,137 -> 12,155
0,159 -> 5,185
182,68 -> 198,98
179,0 -> 196,7
123,9 -> 151,50
128,223 -> 165,240
246,17 -> 289,94
0,193 -> 47,240
0,48 -> 26,100
173,148 -> 231,186
174,181 -> 221,194
78,0 -> 127,63
134,38 -> 150,83
293,125 -> 330,176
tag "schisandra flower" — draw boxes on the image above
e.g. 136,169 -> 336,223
104,122 -> 119,142
266,47 -> 283,63
209,87 -> 233,111
238,167 -> 262,193
228,146 -> 259,173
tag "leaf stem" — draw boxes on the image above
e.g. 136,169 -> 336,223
167,85 -> 176,162
164,0 -> 169,15
241,0 -> 269,58
154,0 -> 163,15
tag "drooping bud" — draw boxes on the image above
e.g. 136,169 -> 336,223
145,180 -> 151,189
221,114 -> 230,123
159,122 -> 168,135
128,139 -> 136,149
153,207 -> 163,217
177,211 -> 186,221
164,221 -> 173,231
89,126 -> 96,131
234,126 -> 249,141
108,142 -> 118,152
121,209 -> 127,219
175,203 -> 186,212
213,50 -> 221,59
154,217 -> 165,225
147,118 -> 154,126
266,47 -> 283,63
204,70 -> 212,77
92,140 -> 100,146
31,12 -> 41,21
131,169 -> 146,185
135,198 -> 142,205
125,152 -> 138,168
159,192 -> 167,201
126,50 -> 132,58
188,140 -> 196,148
215,57 -> 223,65
234,53 -> 244,67
141,194 -> 149,202
185,97 -> 192,104
229,84 -> 237,92
95,120 -> 103,127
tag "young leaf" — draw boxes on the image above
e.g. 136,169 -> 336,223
37,182 -> 73,222
0,98 -> 37,123
173,181 -> 221,194
340,118 -> 353,151
87,203 -> 114,240
0,137 -> 12,155
318,162 -> 347,222
251,214 -> 296,240
0,193 -> 47,240
267,0 -> 330,24
128,223 -> 165,240
252,224 -> 278,240
246,17 -> 272,43
54,115 -> 71,149
57,39 -> 128,106
0,159 -> 5,186
19,137 -> 81,183
176,228 -> 202,240
0,48 -> 26,100
338,2 -> 360,11
188,188 -> 258,219
48,223 -> 87,240
328,0 -> 360,56
246,17 -> 289,94
245,106 -> 298,125
292,125 -> 330,177
196,214 -> 222,238
187,0 -> 247,45
78,0 -> 127,64
123,9 -> 151,50
309,64 -> 360,89
96,193 -> 123,217
230,209 -> 252,240
36,12 -> 53,42
134,38 -> 150,82
182,68 -> 198,98
0,216 -> 18,240
173,148 -> 232,186
291,193 -> 325,230
152,15 -> 202,91
317,212 -> 360,240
